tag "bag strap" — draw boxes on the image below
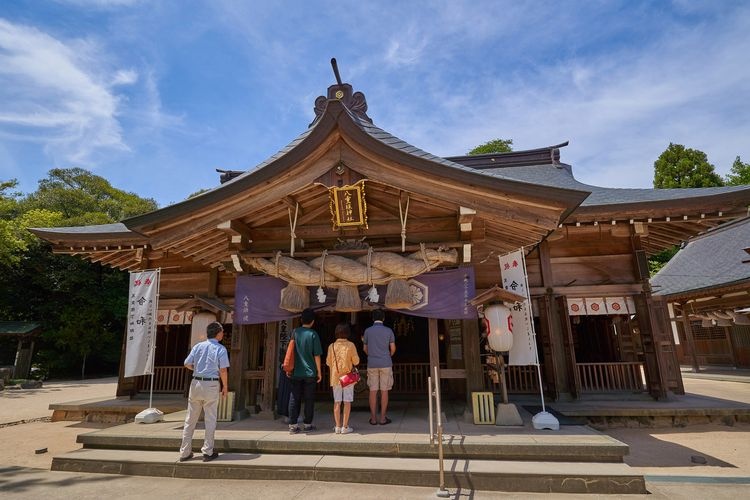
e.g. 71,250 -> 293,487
331,340 -> 342,374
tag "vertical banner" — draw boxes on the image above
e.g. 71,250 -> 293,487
125,269 -> 159,378
498,250 -> 537,366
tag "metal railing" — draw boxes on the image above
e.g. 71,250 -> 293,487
428,366 -> 450,498
577,362 -> 646,392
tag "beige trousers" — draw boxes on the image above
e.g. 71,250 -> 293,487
179,379 -> 220,457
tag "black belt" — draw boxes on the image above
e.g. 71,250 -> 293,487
193,376 -> 219,381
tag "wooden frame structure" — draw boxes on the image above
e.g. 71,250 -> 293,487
31,77 -> 750,417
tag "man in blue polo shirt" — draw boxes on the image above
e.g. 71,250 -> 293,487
363,309 -> 396,425
179,321 -> 230,462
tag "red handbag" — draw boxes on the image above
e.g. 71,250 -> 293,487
339,367 -> 360,388
332,342 -> 360,387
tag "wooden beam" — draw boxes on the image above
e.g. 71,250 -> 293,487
217,219 -> 253,241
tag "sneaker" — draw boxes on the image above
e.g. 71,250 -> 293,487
202,451 -> 219,462
340,426 -> 353,434
334,426 -> 341,434
178,452 -> 193,462
289,425 -> 300,434
303,424 -> 316,432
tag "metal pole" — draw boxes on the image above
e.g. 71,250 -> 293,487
434,366 -> 449,497
148,268 -> 161,409
428,375 -> 434,446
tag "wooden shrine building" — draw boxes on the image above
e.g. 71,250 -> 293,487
31,76 -> 750,418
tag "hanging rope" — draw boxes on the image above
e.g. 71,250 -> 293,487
274,251 -> 281,278
288,202 -> 299,257
366,247 -> 374,285
419,242 -> 430,271
399,195 -> 410,252
317,250 -> 328,303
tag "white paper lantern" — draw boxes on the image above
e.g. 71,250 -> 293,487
484,303 -> 513,352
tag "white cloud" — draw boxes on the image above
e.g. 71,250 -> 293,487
0,18 -> 128,163
111,69 -> 138,86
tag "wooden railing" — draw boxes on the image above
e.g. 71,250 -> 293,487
482,364 -> 540,393
577,362 -> 646,393
135,365 -> 188,393
317,362 -> 447,394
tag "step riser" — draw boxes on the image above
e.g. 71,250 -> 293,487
51,457 -> 646,494
78,437 -> 626,463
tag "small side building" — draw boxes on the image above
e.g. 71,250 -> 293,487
0,321 -> 41,379
652,217 -> 750,369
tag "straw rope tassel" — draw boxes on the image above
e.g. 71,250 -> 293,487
288,203 -> 299,257
399,195 -> 410,252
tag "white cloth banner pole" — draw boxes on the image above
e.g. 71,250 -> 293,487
125,269 -> 160,379
498,250 -> 535,366
499,249 -> 547,413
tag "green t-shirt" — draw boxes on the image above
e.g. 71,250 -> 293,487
292,326 -> 323,379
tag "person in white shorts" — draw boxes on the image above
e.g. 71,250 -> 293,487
326,322 -> 360,434
363,309 -> 396,425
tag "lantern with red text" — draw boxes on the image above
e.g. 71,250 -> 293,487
484,303 -> 513,352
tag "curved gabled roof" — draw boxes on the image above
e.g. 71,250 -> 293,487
123,95 -> 590,233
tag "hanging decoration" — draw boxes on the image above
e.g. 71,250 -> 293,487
484,303 -> 514,352
329,179 -> 367,230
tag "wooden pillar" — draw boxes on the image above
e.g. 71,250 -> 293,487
536,294 -> 560,400
725,326 -> 738,368
555,296 -> 580,398
229,323 -> 249,417
116,323 -> 136,397
633,294 -> 668,399
679,303 -> 700,373
461,318 -> 483,405
258,321 -> 278,418
537,241 -> 575,400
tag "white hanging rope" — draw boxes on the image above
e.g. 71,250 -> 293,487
317,250 -> 328,303
399,195 -> 410,252
288,202 -> 299,257
274,251 -> 281,278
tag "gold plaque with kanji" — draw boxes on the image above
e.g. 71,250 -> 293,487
330,181 -> 367,229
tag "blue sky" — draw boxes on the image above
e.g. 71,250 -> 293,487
1,1 -> 749,207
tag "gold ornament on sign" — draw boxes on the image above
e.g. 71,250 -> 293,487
329,179 -> 368,230
335,90 -> 344,99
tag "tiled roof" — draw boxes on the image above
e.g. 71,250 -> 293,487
651,217 -> 750,296
476,164 -> 750,206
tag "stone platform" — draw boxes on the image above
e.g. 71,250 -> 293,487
51,401 -> 647,494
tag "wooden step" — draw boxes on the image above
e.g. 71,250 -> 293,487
52,448 -> 646,494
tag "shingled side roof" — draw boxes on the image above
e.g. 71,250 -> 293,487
651,216 -> 750,297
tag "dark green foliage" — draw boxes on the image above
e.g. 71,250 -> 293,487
648,246 -> 679,277
725,156 -> 750,186
0,168 -> 158,378
653,143 -> 724,188
468,138 -> 513,155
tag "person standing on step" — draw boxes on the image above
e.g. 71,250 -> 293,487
179,321 -> 230,462
326,322 -> 360,434
288,308 -> 323,434
363,309 -> 396,425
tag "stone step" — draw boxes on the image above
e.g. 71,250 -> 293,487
77,428 -> 629,463
52,448 -> 646,495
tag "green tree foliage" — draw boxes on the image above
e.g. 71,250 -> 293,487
724,156 -> 750,186
653,143 -> 724,188
648,246 -> 679,277
0,168 -> 158,378
468,138 -> 513,155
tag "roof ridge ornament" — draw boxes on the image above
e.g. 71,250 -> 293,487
310,58 -> 373,126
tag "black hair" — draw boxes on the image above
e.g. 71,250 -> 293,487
334,322 -> 351,339
206,322 -> 223,339
301,308 -> 315,325
372,309 -> 385,322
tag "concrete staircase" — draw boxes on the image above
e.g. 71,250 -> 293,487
50,403 -> 647,494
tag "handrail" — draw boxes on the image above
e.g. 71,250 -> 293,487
430,365 -> 450,497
